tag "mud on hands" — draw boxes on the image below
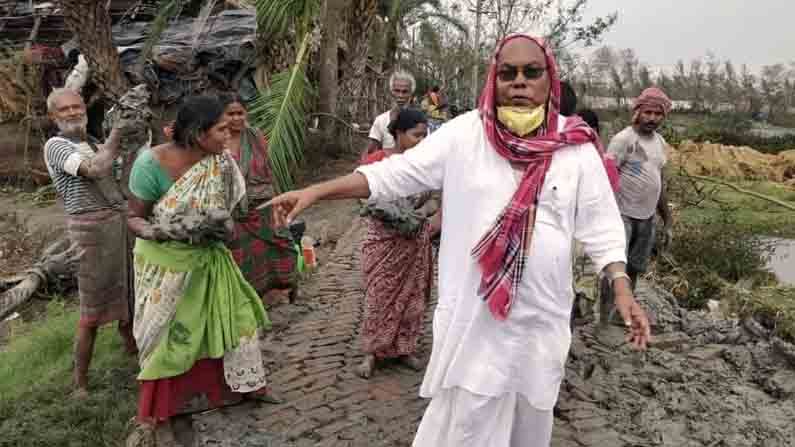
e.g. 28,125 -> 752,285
149,209 -> 235,244
360,198 -> 425,237
103,84 -> 154,153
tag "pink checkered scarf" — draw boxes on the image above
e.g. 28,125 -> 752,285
472,34 -> 611,321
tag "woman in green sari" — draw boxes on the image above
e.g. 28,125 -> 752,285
218,94 -> 299,304
127,96 -> 279,444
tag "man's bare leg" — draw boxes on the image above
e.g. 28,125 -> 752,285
357,354 -> 376,379
74,325 -> 98,395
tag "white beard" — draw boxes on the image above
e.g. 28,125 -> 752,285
56,117 -> 88,137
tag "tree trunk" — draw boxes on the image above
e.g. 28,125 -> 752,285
382,22 -> 400,75
339,0 -> 379,124
318,0 -> 348,154
58,0 -> 128,101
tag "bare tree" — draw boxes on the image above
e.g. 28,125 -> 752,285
577,59 -> 595,101
673,60 -> 688,100
740,64 -> 761,115
704,53 -> 724,110
591,45 -> 616,98
723,61 -> 739,112
760,64 -> 787,119
609,65 -> 626,109
619,48 -> 639,96
490,0 -> 553,43
689,58 -> 705,111
656,70 -> 674,96
637,64 -> 652,90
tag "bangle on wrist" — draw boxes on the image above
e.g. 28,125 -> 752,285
606,271 -> 631,285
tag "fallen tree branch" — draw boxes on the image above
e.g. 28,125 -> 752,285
0,238 -> 80,321
684,174 -> 795,212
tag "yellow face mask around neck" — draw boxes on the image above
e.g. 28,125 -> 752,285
496,105 -> 546,137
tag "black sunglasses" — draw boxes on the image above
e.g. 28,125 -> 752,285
497,64 -> 547,82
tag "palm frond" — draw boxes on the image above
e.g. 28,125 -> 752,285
249,34 -> 314,192
139,0 -> 182,65
419,12 -> 469,38
255,0 -> 318,37
191,0 -> 218,51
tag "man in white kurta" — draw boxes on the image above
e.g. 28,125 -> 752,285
265,34 -> 650,447
355,109 -> 626,446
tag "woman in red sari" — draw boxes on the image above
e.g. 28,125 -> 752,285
358,108 -> 442,378
219,94 -> 299,304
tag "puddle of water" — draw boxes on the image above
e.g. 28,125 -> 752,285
767,239 -> 795,286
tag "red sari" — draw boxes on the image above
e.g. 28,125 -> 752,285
359,150 -> 434,358
226,128 -> 298,295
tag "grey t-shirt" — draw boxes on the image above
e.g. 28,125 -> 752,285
607,127 -> 667,220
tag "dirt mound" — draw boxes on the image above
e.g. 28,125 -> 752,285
668,141 -> 795,183
557,284 -> 795,446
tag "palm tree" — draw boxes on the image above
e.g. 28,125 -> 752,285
378,0 -> 468,74
251,0 -> 385,189
250,0 -> 321,192
317,0 -> 350,146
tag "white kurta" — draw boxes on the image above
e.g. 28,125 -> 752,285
356,110 -> 626,412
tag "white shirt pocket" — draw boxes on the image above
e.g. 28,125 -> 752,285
535,164 -> 578,232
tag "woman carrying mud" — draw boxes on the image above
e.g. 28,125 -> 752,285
126,95 -> 280,445
217,94 -> 300,305
357,108 -> 442,378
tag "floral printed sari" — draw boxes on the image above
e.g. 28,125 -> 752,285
132,152 -> 270,422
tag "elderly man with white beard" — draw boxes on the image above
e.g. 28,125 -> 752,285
43,88 -> 137,397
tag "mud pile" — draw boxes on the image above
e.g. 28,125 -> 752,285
555,284 -> 795,447
668,141 -> 795,185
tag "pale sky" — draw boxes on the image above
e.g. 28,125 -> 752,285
582,0 -> 795,71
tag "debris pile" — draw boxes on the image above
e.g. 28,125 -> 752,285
556,284 -> 795,446
669,141 -> 795,185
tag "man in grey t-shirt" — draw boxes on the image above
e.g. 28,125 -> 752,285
607,87 -> 674,289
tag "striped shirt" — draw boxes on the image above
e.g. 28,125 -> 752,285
43,136 -> 123,215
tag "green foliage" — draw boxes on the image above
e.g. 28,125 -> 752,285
249,38 -> 314,192
655,170 -> 795,309
0,301 -> 137,447
547,0 -> 617,49
657,207 -> 775,309
251,0 -> 320,192
725,286 -> 795,342
255,0 -> 319,37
